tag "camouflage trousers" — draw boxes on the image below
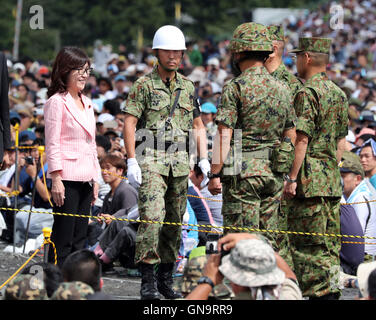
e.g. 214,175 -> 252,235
286,196 -> 341,298
135,169 -> 188,265
221,174 -> 292,267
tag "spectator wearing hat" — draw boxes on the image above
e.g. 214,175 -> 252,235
96,113 -> 117,135
113,75 -> 128,97
339,151 -> 368,274
200,101 -> 218,161
186,233 -> 302,300
17,107 -> 34,132
206,57 -> 227,87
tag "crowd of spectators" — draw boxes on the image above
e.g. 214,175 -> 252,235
2,0 -> 376,300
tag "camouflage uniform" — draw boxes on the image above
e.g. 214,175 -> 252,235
173,246 -> 233,299
286,37 -> 349,298
215,23 -> 296,263
123,66 -> 201,265
268,25 -> 303,100
4,274 -> 48,300
51,281 -> 94,300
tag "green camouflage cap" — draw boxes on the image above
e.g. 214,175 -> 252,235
173,246 -> 232,299
228,22 -> 273,53
268,25 -> 284,42
5,274 -> 48,300
218,239 -> 285,287
340,151 -> 364,178
290,37 -> 332,54
51,281 -> 95,300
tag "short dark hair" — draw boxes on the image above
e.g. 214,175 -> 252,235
103,99 -> 121,116
368,268 -> 376,299
21,262 -> 63,298
98,77 -> 113,91
240,51 -> 272,62
61,249 -> 101,292
47,47 -> 90,98
100,154 -> 126,172
96,135 -> 111,152
193,164 -> 203,178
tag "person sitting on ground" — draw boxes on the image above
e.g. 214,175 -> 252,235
87,154 -> 138,247
94,205 -> 140,274
61,249 -> 113,300
186,233 -> 302,300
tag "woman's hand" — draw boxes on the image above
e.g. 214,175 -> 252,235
91,182 -> 99,206
51,174 -> 65,207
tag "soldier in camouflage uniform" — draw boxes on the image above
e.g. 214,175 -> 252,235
51,281 -> 94,300
4,274 -> 48,300
207,22 -> 296,263
284,37 -> 349,299
265,25 -> 303,100
122,25 -> 208,300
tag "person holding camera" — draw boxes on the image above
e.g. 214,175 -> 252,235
186,233 -> 302,300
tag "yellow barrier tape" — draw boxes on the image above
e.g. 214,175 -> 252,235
1,206 -> 376,241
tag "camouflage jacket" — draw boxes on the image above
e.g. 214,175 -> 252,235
215,66 -> 296,178
122,67 -> 200,177
294,72 -> 348,198
271,62 -> 303,101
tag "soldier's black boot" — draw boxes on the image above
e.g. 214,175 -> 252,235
140,263 -> 160,300
157,263 -> 183,299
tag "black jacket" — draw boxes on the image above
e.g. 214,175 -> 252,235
0,52 -> 11,163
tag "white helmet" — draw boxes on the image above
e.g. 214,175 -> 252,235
152,25 -> 186,50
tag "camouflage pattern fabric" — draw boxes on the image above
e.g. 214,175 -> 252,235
122,66 -> 199,178
215,65 -> 295,266
219,239 -> 285,288
286,197 -> 341,298
5,274 -> 48,300
51,281 -> 94,300
294,72 -> 348,198
268,25 -> 285,42
135,169 -> 188,265
290,37 -> 332,54
173,246 -> 233,299
271,63 -> 303,100
340,150 -> 364,178
221,174 -> 293,267
228,22 -> 273,52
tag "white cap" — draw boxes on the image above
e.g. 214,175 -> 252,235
97,113 -> 115,124
13,62 -> 25,71
207,57 -> 220,67
152,25 -> 186,50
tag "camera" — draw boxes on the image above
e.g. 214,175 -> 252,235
206,234 -> 219,254
25,156 -> 34,165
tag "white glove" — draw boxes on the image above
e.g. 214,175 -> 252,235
198,158 -> 211,188
127,158 -> 142,189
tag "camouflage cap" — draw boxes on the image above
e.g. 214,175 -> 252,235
5,274 -> 48,300
228,22 -> 273,53
173,246 -> 232,299
340,151 -> 364,178
268,25 -> 284,42
290,37 -> 332,54
218,239 -> 285,288
51,281 -> 95,300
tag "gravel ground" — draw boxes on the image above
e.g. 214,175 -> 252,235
0,239 -> 359,300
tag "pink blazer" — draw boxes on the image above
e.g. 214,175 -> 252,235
44,92 -> 101,182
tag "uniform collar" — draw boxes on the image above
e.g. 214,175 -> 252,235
305,71 -> 328,86
271,62 -> 288,77
242,65 -> 269,76
151,66 -> 184,92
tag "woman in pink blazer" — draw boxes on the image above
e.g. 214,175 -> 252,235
44,47 -> 100,267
